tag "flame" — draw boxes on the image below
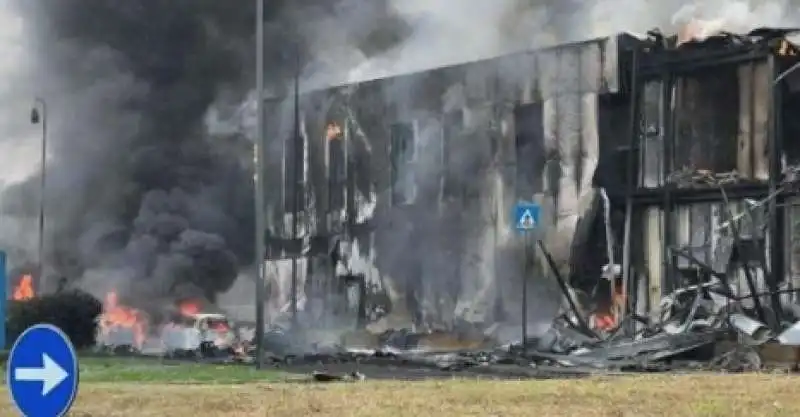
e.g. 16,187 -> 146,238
593,280 -> 626,332
326,122 -> 342,141
179,299 -> 201,316
98,291 -> 147,349
594,313 -> 616,331
211,321 -> 229,332
12,274 -> 34,301
208,318 -> 234,348
677,18 -> 727,46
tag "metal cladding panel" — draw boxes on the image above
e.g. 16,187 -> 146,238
536,40 -> 606,279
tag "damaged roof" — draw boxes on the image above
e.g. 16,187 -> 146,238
620,26 -> 800,76
626,26 -> 800,56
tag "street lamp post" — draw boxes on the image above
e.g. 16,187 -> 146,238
30,98 -> 47,294
253,0 -> 268,370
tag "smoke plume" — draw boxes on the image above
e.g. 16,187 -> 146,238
0,0 -> 264,303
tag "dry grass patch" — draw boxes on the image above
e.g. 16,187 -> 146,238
1,374 -> 799,417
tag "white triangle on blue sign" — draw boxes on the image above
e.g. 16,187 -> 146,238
519,209 -> 536,229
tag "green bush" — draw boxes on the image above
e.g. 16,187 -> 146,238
5,290 -> 102,349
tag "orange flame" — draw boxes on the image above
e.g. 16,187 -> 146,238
326,122 -> 342,141
211,321 -> 229,332
593,314 -> 616,331
593,280 -> 626,332
12,274 -> 34,301
677,18 -> 726,46
98,291 -> 147,349
178,299 -> 201,316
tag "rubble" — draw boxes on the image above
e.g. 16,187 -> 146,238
239,185 -> 800,376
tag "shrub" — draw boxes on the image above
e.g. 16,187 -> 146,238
5,290 -> 102,349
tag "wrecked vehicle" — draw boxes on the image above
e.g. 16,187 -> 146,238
160,312 -> 239,358
94,292 -> 246,359
95,291 -> 149,354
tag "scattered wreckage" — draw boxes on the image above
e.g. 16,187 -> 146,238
249,181 -> 800,376
250,276 -> 800,376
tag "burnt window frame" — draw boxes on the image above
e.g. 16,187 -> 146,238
390,121 -> 418,206
327,121 -> 346,211
442,109 -> 465,199
283,126 -> 306,212
513,102 -> 545,200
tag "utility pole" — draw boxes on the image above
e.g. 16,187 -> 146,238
253,0 -> 267,370
30,98 -> 47,294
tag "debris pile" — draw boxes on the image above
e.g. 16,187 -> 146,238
245,177 -> 800,377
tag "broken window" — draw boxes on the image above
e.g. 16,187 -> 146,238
672,68 -> 738,175
638,81 -> 664,188
442,110 -> 464,198
328,122 -> 346,211
786,199 -> 800,299
672,201 -> 767,277
673,203 -> 728,273
781,70 -> 800,166
283,129 -> 305,212
638,67 -> 741,188
390,122 -> 417,205
595,94 -> 632,192
514,103 -> 544,199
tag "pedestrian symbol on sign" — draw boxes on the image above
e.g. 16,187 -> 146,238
513,203 -> 540,232
519,210 -> 536,229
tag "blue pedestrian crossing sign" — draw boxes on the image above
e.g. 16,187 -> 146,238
514,202 -> 540,232
7,324 -> 79,417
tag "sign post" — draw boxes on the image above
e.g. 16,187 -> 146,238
513,202 -> 540,351
6,324 -> 79,417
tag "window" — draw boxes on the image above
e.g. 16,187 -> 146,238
328,122 -> 346,211
442,110 -> 464,198
639,81 -> 664,188
390,122 -> 417,205
283,132 -> 305,211
638,68 -> 740,188
671,70 -> 738,176
514,103 -> 544,199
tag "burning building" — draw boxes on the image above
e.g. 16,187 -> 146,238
261,25 -> 800,342
262,35 -> 624,337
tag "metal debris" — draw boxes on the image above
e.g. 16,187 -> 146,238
312,371 -> 365,382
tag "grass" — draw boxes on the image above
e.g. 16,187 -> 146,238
2,373 -> 800,416
1,356 -> 287,384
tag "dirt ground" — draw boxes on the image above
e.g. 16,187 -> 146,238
2,373 -> 799,417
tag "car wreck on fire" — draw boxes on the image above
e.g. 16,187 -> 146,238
95,295 -> 246,359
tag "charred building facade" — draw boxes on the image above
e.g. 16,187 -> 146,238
618,28 -> 800,330
262,36 -> 622,335
261,28 -> 800,337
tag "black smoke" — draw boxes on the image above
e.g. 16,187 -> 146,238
4,1 -> 264,302
1,0 -> 410,303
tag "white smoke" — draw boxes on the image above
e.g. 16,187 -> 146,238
0,0 -> 47,271
0,1 -> 41,186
